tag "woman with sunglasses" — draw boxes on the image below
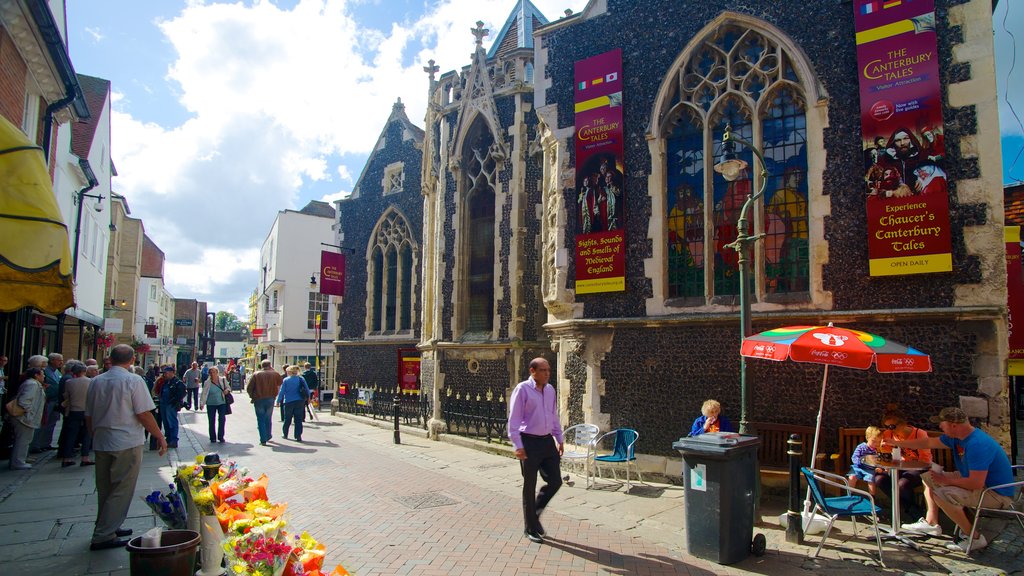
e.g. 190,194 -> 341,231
877,405 -> 941,536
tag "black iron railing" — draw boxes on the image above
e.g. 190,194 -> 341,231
336,386 -> 428,427
441,387 -> 507,443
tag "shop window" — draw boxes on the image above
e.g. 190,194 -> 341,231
663,23 -> 809,303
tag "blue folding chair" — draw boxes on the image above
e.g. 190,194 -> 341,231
593,428 -> 641,490
801,467 -> 886,566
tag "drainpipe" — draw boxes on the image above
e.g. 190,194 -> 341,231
71,160 -> 99,281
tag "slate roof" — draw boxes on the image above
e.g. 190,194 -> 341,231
486,0 -> 549,60
298,200 -> 337,219
71,74 -> 109,160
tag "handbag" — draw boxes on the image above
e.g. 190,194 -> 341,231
5,399 -> 25,418
224,385 -> 235,406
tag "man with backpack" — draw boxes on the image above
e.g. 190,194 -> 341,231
154,366 -> 186,448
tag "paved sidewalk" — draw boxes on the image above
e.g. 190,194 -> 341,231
0,402 -> 1019,575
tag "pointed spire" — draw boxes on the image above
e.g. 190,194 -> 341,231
393,97 -> 405,113
423,59 -> 439,83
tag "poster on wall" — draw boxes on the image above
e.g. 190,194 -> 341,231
574,48 -> 626,294
1006,227 -> 1024,375
855,0 -> 952,276
397,349 -> 421,392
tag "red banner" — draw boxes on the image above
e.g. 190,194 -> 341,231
574,49 -> 625,294
855,0 -> 952,276
1007,227 -> 1024,375
319,250 -> 346,296
251,327 -> 265,338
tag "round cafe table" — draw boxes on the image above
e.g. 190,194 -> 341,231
864,455 -> 931,549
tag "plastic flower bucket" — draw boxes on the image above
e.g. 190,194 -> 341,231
126,529 -> 200,576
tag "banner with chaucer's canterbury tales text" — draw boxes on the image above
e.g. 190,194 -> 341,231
1006,227 -> 1024,375
856,0 -> 952,276
319,250 -> 345,296
574,48 -> 625,294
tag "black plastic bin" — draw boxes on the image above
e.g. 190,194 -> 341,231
126,529 -> 200,576
673,433 -> 761,564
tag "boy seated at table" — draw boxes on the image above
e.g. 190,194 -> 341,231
849,425 -> 884,495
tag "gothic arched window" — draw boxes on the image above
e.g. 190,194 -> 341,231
367,210 -> 415,334
462,119 -> 497,334
664,24 -> 809,302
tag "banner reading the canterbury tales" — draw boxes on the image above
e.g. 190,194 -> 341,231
574,48 -> 625,294
856,0 -> 952,277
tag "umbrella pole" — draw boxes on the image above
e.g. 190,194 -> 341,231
803,364 -> 830,527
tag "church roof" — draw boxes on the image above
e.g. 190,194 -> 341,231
486,0 -> 549,60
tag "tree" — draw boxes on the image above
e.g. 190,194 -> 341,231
216,311 -> 244,331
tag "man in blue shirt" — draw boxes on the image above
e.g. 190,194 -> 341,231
887,407 -> 1014,552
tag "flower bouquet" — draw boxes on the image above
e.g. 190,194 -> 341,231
142,483 -> 188,529
283,532 -> 326,576
224,533 -> 295,576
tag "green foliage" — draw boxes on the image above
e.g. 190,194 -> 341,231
216,311 -> 244,331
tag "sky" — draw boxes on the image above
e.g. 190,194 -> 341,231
65,0 -> 1023,319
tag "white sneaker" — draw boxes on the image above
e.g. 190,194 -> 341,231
902,518 -> 942,537
945,532 -> 987,553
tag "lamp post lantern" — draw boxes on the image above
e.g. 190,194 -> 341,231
714,124 -> 768,436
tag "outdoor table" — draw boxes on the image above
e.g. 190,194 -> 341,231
864,455 -> 930,549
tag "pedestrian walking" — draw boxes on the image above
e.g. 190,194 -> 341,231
155,366 -> 186,448
277,365 -> 310,442
57,361 -> 94,467
30,353 -> 64,453
182,361 -> 203,410
7,367 -> 46,470
247,359 -> 282,446
200,367 -> 230,443
507,357 -> 564,544
85,344 -> 166,551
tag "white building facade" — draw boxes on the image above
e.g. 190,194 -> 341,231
254,202 -> 336,375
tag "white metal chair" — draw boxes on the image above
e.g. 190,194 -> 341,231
593,428 -> 642,490
561,423 -> 600,488
801,467 -> 886,566
963,464 -> 1024,553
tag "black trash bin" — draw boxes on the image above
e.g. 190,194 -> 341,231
673,433 -> 761,564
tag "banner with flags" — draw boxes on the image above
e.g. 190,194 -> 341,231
573,48 -> 626,294
319,250 -> 346,296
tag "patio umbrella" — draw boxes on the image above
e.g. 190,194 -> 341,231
742,322 -> 931,527
0,115 -> 74,314
741,322 -> 932,462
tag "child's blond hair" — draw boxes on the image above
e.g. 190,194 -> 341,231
864,425 -> 883,441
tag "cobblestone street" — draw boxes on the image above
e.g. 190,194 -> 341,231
0,397 -> 1020,575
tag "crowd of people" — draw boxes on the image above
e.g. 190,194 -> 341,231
1,350 -> 323,551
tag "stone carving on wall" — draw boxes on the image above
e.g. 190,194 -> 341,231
537,112 -> 575,319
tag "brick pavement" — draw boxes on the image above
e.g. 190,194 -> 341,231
0,399 -> 1020,575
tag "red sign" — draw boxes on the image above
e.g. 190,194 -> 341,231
1007,227 -> 1024,375
144,324 -> 157,338
574,48 -> 625,294
319,250 -> 346,296
856,0 -> 952,276
397,349 -> 420,392
251,327 -> 266,338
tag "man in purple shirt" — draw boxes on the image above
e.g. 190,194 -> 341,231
508,357 -> 564,543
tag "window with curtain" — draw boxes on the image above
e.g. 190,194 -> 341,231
664,24 -> 809,301
367,211 -> 415,333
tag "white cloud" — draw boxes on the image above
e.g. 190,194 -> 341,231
108,0 -> 589,314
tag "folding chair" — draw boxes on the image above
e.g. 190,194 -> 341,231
964,464 -> 1024,553
561,424 -> 600,488
801,467 -> 886,566
593,428 -> 642,490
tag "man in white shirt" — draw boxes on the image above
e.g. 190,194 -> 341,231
85,344 -> 167,550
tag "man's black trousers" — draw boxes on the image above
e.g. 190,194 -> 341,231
519,433 -> 562,533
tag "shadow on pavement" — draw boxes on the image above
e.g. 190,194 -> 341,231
542,536 -> 714,575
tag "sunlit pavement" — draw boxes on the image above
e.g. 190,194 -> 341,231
0,398 -> 1019,575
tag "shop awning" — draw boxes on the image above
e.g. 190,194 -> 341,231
0,115 -> 74,314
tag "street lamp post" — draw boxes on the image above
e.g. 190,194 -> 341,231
714,124 -> 768,436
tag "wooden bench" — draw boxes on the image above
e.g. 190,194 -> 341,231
823,427 -> 956,499
749,421 -> 815,488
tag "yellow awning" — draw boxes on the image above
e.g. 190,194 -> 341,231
0,115 -> 74,314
